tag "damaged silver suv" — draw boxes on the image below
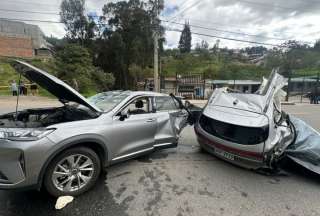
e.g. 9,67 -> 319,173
0,61 -> 188,197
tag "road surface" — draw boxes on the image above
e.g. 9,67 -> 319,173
0,100 -> 319,216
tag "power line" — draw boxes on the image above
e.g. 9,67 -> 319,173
0,9 -> 105,18
175,0 -> 195,11
0,8 -> 60,15
0,18 -> 63,24
164,16 -> 298,36
162,19 -> 289,41
0,17 -> 110,25
168,0 -> 204,22
237,0 -> 319,12
2,0 -> 60,7
166,27 -> 282,47
165,0 -> 195,19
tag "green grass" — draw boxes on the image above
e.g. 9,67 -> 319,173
0,58 -> 54,97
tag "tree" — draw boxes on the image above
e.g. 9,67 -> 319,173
178,22 -> 192,53
60,0 -> 97,45
95,0 -> 164,89
314,39 -> 320,51
55,44 -> 114,94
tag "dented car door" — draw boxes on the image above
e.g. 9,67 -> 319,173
153,96 -> 188,147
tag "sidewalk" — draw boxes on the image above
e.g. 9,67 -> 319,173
0,96 -> 60,111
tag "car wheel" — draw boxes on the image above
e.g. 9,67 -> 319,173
44,147 -> 101,197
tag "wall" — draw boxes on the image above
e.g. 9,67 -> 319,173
0,35 -> 33,58
0,19 -> 47,49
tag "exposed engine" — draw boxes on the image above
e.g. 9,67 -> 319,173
0,105 -> 99,128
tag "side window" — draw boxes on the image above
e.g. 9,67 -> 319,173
124,97 -> 151,115
155,96 -> 179,111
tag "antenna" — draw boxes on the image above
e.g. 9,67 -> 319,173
15,73 -> 22,121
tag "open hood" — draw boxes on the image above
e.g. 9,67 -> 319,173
12,60 -> 101,112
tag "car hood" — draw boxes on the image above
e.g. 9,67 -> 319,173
12,60 -> 101,112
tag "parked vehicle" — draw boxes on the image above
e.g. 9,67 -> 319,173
0,60 -> 189,197
195,70 -> 296,171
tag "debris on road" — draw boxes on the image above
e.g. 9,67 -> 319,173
55,196 -> 74,210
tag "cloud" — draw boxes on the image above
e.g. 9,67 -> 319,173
1,0 -> 320,48
163,0 -> 320,48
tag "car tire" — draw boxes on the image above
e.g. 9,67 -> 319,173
44,147 -> 101,197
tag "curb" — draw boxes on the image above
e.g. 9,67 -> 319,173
281,102 -> 295,105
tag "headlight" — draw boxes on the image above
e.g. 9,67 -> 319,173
0,128 -> 55,141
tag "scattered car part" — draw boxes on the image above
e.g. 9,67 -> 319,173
55,196 -> 74,210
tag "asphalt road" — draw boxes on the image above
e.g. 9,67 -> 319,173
0,104 -> 320,216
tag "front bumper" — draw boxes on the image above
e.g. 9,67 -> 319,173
195,125 -> 266,170
0,137 -> 55,190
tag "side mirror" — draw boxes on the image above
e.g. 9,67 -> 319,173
119,109 -> 130,121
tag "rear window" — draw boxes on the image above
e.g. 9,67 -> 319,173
199,114 -> 268,145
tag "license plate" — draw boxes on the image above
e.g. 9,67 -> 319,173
214,148 -> 235,161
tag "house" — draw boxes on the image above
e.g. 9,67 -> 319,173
287,77 -> 319,95
207,79 -> 261,93
0,19 -> 52,58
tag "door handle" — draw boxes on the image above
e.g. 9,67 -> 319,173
146,118 -> 155,122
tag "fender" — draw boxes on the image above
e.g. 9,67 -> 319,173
36,134 -> 109,190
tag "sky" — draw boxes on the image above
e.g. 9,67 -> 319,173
1,0 -> 320,49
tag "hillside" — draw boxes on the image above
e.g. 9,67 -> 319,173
0,58 -> 54,96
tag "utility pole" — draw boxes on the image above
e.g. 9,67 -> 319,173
285,68 -> 292,102
316,70 -> 319,104
153,0 -> 160,92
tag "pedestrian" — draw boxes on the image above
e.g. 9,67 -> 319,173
10,80 -> 18,96
19,81 -> 25,95
30,83 -> 38,96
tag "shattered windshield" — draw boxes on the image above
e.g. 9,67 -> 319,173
88,91 -> 131,112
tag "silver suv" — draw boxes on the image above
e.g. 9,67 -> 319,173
0,61 -> 188,197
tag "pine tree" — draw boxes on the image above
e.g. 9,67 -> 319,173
178,22 -> 192,53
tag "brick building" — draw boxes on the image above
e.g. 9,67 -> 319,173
0,19 -> 52,58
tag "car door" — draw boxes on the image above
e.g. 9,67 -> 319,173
153,96 -> 189,147
109,96 -> 158,162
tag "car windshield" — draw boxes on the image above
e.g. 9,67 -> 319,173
88,91 -> 131,112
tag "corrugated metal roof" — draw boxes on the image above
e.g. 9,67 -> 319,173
207,80 -> 261,85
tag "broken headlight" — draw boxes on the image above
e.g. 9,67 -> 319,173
0,128 -> 55,141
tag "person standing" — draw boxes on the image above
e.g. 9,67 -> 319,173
19,81 -> 25,95
11,80 -> 18,96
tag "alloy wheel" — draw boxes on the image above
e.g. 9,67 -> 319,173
52,154 -> 95,192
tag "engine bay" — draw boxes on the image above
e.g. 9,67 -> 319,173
0,105 -> 99,128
